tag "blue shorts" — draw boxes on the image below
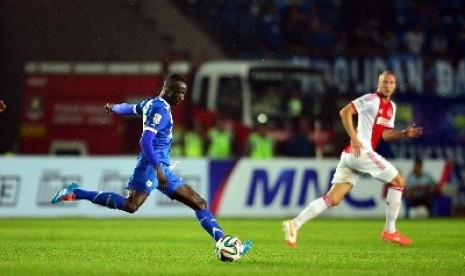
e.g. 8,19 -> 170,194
126,162 -> 185,198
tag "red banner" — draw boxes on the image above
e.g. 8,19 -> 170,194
21,74 -> 164,154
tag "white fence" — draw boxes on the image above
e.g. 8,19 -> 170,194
0,156 -> 446,218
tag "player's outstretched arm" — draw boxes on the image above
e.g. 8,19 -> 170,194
105,103 -> 136,115
382,124 -> 423,142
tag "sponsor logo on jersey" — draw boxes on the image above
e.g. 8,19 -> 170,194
386,108 -> 393,117
376,117 -> 390,126
154,113 -> 162,124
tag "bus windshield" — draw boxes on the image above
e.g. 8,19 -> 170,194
249,68 -> 325,127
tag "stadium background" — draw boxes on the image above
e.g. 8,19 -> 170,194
0,0 -> 464,217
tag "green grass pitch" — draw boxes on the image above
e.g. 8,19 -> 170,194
1,218 -> 464,275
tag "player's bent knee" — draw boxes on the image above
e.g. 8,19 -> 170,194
390,173 -> 406,187
195,198 -> 208,209
331,198 -> 343,206
123,202 -> 140,214
398,175 -> 406,186
327,194 -> 345,206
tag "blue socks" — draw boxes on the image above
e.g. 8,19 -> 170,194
74,189 -> 126,210
195,209 -> 224,241
73,189 -> 223,242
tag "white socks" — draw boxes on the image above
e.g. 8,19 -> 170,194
384,187 -> 403,233
293,196 -> 331,229
291,188 -> 403,233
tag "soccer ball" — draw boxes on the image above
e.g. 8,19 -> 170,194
215,235 -> 242,262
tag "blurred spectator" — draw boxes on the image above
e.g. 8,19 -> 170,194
429,26 -> 449,58
206,118 -> 233,159
402,22 -> 425,55
381,29 -> 399,56
311,21 -> 334,57
183,121 -> 206,158
245,122 -> 274,159
347,18 -> 381,57
285,117 -> 315,157
260,2 -> 281,54
175,0 -> 463,61
253,86 -> 281,118
287,90 -> 303,119
455,25 -> 465,59
403,158 -> 439,218
281,3 -> 307,56
333,30 -> 349,56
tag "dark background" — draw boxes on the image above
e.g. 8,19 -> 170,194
1,0 -> 465,153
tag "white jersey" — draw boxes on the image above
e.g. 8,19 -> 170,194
344,92 -> 396,152
333,92 -> 399,185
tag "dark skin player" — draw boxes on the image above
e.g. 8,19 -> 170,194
105,77 -> 209,213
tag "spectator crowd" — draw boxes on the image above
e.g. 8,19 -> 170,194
175,0 -> 465,61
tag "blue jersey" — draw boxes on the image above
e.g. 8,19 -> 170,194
126,96 -> 185,196
135,96 -> 173,166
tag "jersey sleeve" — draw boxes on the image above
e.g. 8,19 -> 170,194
351,94 -> 368,114
135,99 -> 149,116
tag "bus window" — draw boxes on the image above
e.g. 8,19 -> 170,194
198,76 -> 209,109
216,76 -> 242,120
249,68 -> 324,127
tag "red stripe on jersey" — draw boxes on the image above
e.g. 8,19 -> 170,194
370,94 -> 393,150
367,152 -> 386,170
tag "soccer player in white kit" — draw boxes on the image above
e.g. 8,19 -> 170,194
283,71 -> 423,246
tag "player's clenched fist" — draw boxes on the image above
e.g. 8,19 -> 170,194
0,100 -> 6,113
105,103 -> 114,114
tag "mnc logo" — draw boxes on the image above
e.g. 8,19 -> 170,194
246,168 -> 375,208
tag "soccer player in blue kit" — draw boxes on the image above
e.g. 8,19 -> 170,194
51,73 -> 251,258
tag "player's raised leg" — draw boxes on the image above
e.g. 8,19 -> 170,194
51,182 -> 79,204
282,182 -> 348,247
282,195 -> 332,247
51,182 -> 127,210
